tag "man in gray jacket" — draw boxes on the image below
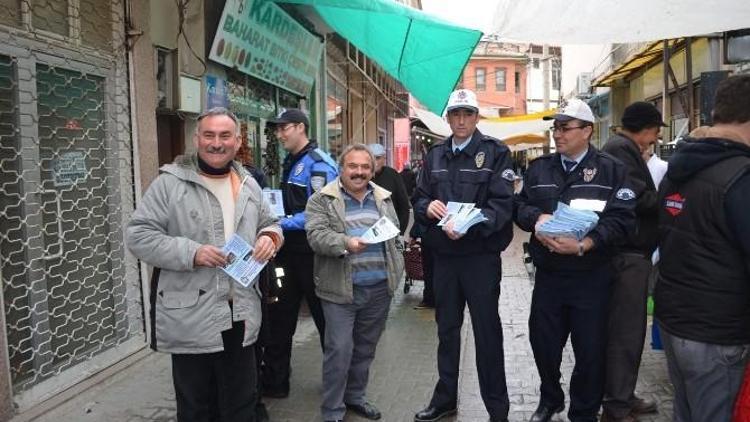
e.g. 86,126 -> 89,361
126,107 -> 283,422
305,144 -> 405,422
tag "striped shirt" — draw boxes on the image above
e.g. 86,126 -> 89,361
342,186 -> 387,286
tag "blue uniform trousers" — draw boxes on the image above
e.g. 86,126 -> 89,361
529,265 -> 611,422
429,253 -> 509,420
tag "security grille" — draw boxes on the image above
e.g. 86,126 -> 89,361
0,0 -> 143,400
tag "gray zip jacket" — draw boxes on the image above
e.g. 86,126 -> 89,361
126,154 -> 282,354
305,179 -> 404,304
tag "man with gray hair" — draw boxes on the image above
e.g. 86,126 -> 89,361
305,144 -> 405,422
126,107 -> 283,421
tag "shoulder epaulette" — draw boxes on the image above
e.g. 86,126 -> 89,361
529,153 -> 555,163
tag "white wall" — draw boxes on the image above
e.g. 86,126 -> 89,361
561,44 -> 611,96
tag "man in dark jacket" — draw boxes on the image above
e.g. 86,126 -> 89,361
412,89 -> 515,422
400,161 -> 417,196
655,74 -> 750,422
262,109 -> 339,398
514,98 -> 635,422
600,102 -> 665,421
369,143 -> 411,235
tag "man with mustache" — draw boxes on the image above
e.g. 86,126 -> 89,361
126,107 -> 283,421
514,99 -> 634,422
412,89 -> 515,422
305,144 -> 404,422
262,108 -> 339,398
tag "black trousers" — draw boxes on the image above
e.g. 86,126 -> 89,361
603,253 -> 652,418
529,266 -> 611,422
262,251 -> 325,392
171,321 -> 256,422
429,253 -> 509,420
421,242 -> 435,306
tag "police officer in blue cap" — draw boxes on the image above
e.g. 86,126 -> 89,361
262,108 -> 338,397
413,89 -> 515,422
514,99 -> 635,422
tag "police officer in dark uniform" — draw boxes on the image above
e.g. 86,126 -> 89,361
412,89 -> 515,422
262,109 -> 338,397
514,99 -> 635,422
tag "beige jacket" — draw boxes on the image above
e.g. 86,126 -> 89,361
305,179 -> 404,304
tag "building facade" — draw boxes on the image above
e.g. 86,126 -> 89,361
0,0 -> 143,418
589,31 -> 750,149
458,39 -> 528,117
0,0 -> 414,419
525,44 -> 561,113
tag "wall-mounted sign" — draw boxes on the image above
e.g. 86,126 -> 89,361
209,0 -> 323,97
53,151 -> 87,187
206,75 -> 230,109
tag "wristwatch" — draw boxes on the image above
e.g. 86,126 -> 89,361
577,241 -> 585,257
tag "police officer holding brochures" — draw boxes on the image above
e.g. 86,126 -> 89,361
514,99 -> 635,422
412,89 -> 515,422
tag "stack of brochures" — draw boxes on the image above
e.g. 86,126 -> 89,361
536,202 -> 599,240
437,202 -> 488,234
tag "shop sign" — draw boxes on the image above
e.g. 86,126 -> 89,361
209,0 -> 323,97
206,75 -> 230,109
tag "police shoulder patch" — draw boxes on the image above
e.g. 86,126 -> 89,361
501,169 -> 516,182
616,188 -> 636,200
310,174 -> 326,192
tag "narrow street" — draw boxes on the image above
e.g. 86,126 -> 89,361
24,228 -> 674,422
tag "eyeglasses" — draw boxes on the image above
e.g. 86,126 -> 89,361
275,123 -> 299,133
550,125 -> 587,133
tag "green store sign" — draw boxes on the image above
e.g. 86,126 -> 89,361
209,0 -> 323,97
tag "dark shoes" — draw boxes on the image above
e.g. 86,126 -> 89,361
414,405 -> 457,422
261,386 -> 289,398
346,401 -> 382,420
414,301 -> 435,309
529,403 -> 564,422
631,397 -> 657,415
600,413 -> 638,422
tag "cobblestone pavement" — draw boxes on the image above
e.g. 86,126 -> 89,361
25,229 -> 674,422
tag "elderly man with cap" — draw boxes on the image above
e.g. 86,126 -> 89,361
514,99 -> 635,422
262,108 -> 339,398
412,89 -> 515,422
369,143 -> 411,235
600,102 -> 666,422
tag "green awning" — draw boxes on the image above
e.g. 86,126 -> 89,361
275,0 -> 482,115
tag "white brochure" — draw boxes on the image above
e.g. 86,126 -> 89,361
360,216 -> 400,244
221,234 -> 267,288
262,189 -> 286,217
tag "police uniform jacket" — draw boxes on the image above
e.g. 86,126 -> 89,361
412,130 -> 515,256
514,147 -> 635,272
281,141 -> 338,253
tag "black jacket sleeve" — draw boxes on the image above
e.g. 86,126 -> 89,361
390,169 -> 412,235
586,160 -> 636,249
725,172 -> 750,259
513,165 -> 544,232
602,139 -> 658,215
476,145 -> 515,238
412,151 -> 435,226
